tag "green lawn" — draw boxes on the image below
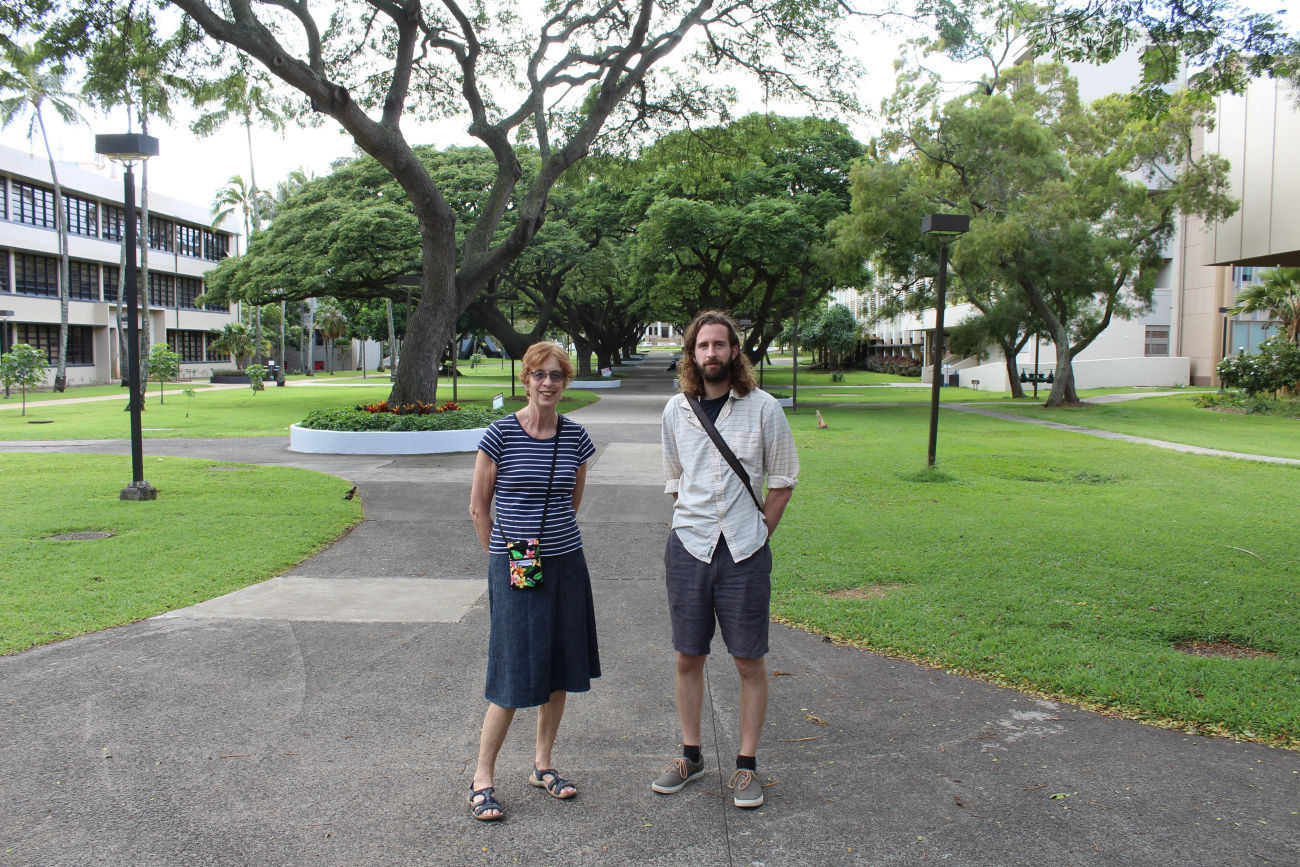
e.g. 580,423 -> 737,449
0,453 -> 362,655
772,403 -> 1300,747
0,382 -> 598,440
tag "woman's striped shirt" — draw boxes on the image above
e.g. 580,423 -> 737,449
479,413 -> 596,556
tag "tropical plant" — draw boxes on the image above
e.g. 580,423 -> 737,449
146,343 -> 181,404
0,343 -> 50,415
211,174 -> 272,241
313,300 -> 348,375
208,322 -> 266,370
1228,268 -> 1300,344
0,42 -> 84,393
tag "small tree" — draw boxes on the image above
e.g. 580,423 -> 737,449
0,343 -> 49,415
147,343 -> 181,404
244,362 -> 267,394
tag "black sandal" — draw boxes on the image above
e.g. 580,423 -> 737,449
469,785 -> 503,821
529,767 -> 577,799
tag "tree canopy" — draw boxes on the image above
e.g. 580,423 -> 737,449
25,0 -> 863,403
833,53 -> 1237,405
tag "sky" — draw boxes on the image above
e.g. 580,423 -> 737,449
14,11 -> 915,224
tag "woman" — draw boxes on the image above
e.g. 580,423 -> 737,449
466,342 -> 600,821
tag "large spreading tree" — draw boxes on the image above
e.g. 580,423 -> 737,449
27,0 -> 861,403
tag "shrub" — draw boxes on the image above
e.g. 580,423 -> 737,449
864,354 -> 922,377
1217,337 -> 1300,396
300,405 -> 507,432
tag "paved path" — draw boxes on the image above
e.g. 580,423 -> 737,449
1,356 -> 1297,866
947,403 -> 1300,466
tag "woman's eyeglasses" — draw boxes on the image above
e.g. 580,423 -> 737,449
528,370 -> 565,383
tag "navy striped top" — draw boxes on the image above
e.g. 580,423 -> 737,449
479,413 -> 596,556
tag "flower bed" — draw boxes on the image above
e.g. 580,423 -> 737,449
291,401 -> 510,454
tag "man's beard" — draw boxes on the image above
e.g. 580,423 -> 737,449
700,361 -> 730,384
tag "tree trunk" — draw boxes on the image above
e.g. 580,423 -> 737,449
573,336 -> 594,377
36,110 -> 70,392
303,301 -> 315,375
387,218 -> 459,405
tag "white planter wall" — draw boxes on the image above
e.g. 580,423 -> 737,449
289,424 -> 487,454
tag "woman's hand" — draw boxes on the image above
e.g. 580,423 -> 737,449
468,450 -> 498,554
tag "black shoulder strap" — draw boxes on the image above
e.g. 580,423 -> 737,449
685,395 -> 762,510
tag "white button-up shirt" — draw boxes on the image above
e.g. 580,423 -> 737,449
662,388 -> 799,563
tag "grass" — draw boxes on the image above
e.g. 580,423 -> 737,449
990,394 -> 1300,460
0,382 -> 599,440
0,453 -> 362,655
771,403 -> 1300,747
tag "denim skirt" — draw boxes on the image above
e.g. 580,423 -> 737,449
485,546 -> 601,709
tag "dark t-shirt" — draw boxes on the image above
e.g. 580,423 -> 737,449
699,394 -> 728,423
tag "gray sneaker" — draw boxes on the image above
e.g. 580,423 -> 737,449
728,768 -> 764,808
651,756 -> 705,794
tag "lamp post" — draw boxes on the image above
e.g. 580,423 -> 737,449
96,132 -> 159,501
921,213 -> 969,467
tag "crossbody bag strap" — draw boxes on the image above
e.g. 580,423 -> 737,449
494,416 -> 564,543
685,395 -> 762,510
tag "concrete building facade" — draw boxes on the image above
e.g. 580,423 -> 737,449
0,143 -> 241,387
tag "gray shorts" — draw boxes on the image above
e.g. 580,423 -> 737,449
664,530 -> 771,659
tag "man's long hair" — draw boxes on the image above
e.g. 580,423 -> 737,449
677,310 -> 757,399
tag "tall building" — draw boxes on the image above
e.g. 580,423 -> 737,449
0,143 -> 241,386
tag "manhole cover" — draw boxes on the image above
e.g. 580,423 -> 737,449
49,531 -> 115,541
28,419 -> 53,424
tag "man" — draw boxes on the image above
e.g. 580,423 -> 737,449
653,310 -> 799,809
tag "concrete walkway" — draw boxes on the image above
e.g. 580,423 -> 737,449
1,356 -> 1297,866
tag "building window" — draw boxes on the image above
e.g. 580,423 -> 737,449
68,260 -> 99,301
1144,326 -> 1169,357
177,223 -> 203,258
103,268 -> 145,304
102,204 -> 125,241
1229,320 -> 1275,356
202,230 -> 229,261
65,194 -> 98,237
13,253 -> 59,297
17,323 -> 94,365
0,248 -> 9,293
148,272 -> 175,308
14,182 -> 57,229
148,216 -> 175,253
168,329 -> 212,363
178,276 -> 202,310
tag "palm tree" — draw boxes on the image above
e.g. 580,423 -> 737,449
314,300 -> 348,375
209,322 -> 268,370
0,43 -> 85,392
1229,268 -> 1300,344
212,174 -> 271,241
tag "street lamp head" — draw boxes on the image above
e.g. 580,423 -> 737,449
95,133 -> 160,164
921,213 -> 970,236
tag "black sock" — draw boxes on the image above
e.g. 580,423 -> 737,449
683,745 -> 702,764
736,754 -> 756,772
